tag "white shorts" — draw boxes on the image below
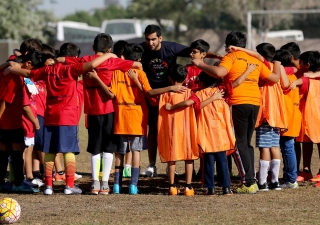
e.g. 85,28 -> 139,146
24,137 -> 35,147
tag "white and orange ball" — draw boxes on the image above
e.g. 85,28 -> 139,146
0,198 -> 21,224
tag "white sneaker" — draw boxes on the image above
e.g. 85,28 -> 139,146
64,185 -> 83,195
74,173 -> 82,180
280,181 -> 299,189
32,178 -> 45,187
44,185 -> 54,195
141,165 -> 157,177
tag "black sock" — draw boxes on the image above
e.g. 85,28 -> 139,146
33,170 -> 42,179
169,183 -> 176,187
11,151 -> 24,186
40,164 -> 44,174
0,150 -> 10,184
186,184 -> 192,190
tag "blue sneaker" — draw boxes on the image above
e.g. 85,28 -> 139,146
0,182 -> 12,192
129,184 -> 138,195
113,184 -> 121,194
12,182 -> 40,193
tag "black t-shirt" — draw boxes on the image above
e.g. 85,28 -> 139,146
141,41 -> 190,88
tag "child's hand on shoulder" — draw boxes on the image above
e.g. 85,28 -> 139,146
191,58 -> 203,67
171,84 -> 187,93
290,81 -> 297,89
246,63 -> 257,73
85,69 -> 98,80
212,89 -> 225,100
128,69 -> 138,80
227,45 -> 238,53
165,103 -> 172,110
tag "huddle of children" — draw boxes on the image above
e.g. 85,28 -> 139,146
0,29 -> 319,196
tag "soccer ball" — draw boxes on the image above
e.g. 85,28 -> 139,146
0,198 -> 21,224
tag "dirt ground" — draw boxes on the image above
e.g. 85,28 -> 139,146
1,118 -> 320,225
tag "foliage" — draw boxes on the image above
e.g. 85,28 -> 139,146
0,0 -> 57,42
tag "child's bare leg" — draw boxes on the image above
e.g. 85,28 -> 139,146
55,153 -> 64,173
185,160 -> 193,189
168,161 -> 176,185
302,142 -> 313,171
258,148 -> 270,185
125,151 -> 132,167
24,145 -> 34,180
270,147 -> 281,183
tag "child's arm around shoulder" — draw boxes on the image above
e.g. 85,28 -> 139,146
232,63 -> 256,88
86,70 -> 115,98
227,46 -> 264,62
82,53 -> 118,73
199,88 -> 224,109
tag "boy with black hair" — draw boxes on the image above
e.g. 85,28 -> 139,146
58,42 -> 81,57
280,42 -> 301,68
291,51 -> 320,187
58,34 -> 142,195
273,49 -> 301,189
113,40 -> 128,59
86,43 -> 186,195
192,30 -> 281,194
141,25 -> 221,177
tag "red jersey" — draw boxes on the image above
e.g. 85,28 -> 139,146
22,86 -> 37,137
0,74 -> 24,129
30,63 -> 84,126
65,56 -> 133,115
34,80 -> 46,117
185,64 -> 202,91
77,80 -> 84,123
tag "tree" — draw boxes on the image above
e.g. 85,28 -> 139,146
0,0 -> 57,42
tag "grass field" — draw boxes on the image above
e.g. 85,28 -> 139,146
1,117 -> 320,225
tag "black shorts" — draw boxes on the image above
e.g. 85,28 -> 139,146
0,128 -> 24,144
146,99 -> 159,127
86,113 -> 118,155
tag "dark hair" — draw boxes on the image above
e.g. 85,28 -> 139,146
14,51 -> 43,68
59,42 -> 81,57
225,31 -> 246,48
113,40 -> 128,58
190,39 -> 210,54
41,44 -> 56,62
145,25 -> 161,37
299,51 -> 320,72
93,33 -> 113,53
123,43 -> 144,61
20,38 -> 42,55
280,42 -> 300,60
169,64 -> 187,83
198,71 -> 218,87
273,49 -> 292,66
256,43 -> 275,62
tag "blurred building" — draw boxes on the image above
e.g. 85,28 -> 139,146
104,0 -> 129,8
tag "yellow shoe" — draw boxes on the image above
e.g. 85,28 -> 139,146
169,187 -> 180,195
184,187 -> 195,196
236,184 -> 257,194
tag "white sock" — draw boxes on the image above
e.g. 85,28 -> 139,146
102,152 -> 113,182
124,164 -> 131,168
91,154 -> 101,181
258,159 -> 270,185
270,159 -> 281,183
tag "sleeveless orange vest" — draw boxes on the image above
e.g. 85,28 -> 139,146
196,87 -> 236,155
157,90 -> 199,162
297,79 -> 320,143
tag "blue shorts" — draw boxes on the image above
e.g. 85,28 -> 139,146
43,125 -> 79,154
34,115 -> 44,150
256,123 -> 280,148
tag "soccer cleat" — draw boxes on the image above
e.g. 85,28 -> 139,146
141,165 -> 157,177
222,187 -> 233,196
129,184 -> 138,195
184,187 -> 195,196
64,185 -> 83,195
90,180 -> 100,195
24,178 -> 44,188
99,186 -> 110,195
122,166 -> 132,178
54,173 -> 66,182
44,185 -> 54,195
113,184 -> 121,194
204,188 -> 216,196
236,184 -> 257,194
258,182 -> 269,191
296,170 -> 313,182
169,186 -> 180,195
314,182 -> 320,188
310,172 -> 320,182
252,183 -> 259,192
280,181 -> 299,189
268,182 -> 282,190
12,182 -> 40,193
74,173 -> 82,180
